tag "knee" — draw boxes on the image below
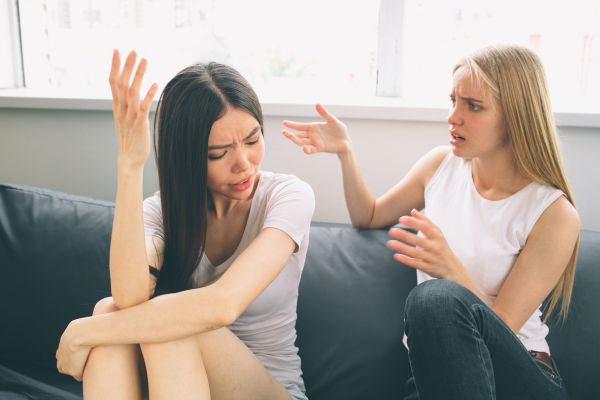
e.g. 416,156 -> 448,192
140,335 -> 198,357
405,279 -> 470,324
92,297 -> 119,315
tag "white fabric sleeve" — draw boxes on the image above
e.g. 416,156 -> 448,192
143,192 -> 164,240
263,179 -> 315,248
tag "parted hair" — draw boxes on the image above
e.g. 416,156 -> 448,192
152,62 -> 263,294
454,45 -> 578,321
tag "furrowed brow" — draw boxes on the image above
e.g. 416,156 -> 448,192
208,126 -> 261,150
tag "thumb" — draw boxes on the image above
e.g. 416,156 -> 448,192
315,103 -> 336,123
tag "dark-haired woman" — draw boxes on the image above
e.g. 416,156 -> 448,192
56,50 -> 314,400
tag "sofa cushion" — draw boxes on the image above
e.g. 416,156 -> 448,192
297,222 -> 416,400
0,184 -> 112,369
547,230 -> 600,400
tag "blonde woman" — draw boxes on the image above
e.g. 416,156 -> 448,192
283,45 -> 578,400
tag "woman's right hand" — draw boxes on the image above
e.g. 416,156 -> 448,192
282,104 -> 352,156
109,50 -> 158,169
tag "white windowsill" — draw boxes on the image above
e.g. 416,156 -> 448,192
1,89 -> 599,128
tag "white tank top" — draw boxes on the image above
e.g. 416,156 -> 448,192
419,152 -> 564,353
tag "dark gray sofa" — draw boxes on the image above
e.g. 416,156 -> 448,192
1,183 -> 599,400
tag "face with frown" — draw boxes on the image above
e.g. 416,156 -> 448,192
206,107 -> 265,202
448,66 -> 508,160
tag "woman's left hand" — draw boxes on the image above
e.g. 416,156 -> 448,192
56,319 -> 92,381
387,209 -> 465,281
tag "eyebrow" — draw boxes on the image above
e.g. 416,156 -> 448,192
453,94 -> 484,104
208,126 -> 261,150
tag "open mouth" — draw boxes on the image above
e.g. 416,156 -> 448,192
231,176 -> 253,191
450,133 -> 466,145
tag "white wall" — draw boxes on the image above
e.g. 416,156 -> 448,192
1,108 -> 599,230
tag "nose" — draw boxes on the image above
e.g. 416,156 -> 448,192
232,148 -> 251,174
447,104 -> 463,127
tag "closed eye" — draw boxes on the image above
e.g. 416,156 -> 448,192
208,152 -> 226,160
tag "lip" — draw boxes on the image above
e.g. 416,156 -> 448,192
450,132 -> 466,146
230,175 -> 253,192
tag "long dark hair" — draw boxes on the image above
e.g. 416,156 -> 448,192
153,62 -> 263,295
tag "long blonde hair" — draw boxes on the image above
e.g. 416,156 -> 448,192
454,45 -> 578,321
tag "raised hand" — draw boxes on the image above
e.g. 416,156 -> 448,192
387,209 -> 465,281
109,50 -> 158,169
282,104 -> 352,155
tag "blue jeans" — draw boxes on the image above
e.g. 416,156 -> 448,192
403,279 -> 569,400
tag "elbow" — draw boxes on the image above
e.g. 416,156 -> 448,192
210,288 -> 242,327
350,218 -> 373,229
219,300 -> 241,327
111,292 -> 150,310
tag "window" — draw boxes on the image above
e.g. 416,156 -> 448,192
16,0 -> 379,103
0,0 -> 24,88
379,0 -> 600,113
6,0 -> 600,114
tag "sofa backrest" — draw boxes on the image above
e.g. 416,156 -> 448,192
1,183 -> 599,400
297,223 -> 600,400
0,184 -> 113,368
296,223 -> 416,399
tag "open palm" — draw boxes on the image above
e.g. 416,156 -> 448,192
282,104 -> 352,155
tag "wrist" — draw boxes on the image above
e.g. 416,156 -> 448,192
337,144 -> 354,161
446,258 -> 468,286
117,159 -> 145,177
67,317 -> 93,349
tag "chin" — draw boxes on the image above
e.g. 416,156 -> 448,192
451,146 -> 475,160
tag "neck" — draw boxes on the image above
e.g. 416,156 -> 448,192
210,195 -> 249,219
471,148 -> 529,198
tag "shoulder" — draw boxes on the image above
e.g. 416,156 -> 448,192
143,191 -> 161,208
259,171 -> 314,202
411,145 -> 453,184
537,195 -> 580,233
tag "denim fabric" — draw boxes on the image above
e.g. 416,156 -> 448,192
403,279 -> 569,400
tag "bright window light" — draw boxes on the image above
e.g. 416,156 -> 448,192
10,0 -> 600,114
17,0 -> 379,103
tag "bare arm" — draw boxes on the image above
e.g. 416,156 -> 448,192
490,196 -> 580,332
67,228 -> 296,346
108,50 -> 158,308
388,197 -> 580,333
283,104 -> 449,228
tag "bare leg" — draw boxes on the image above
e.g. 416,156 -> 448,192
141,328 -> 291,400
82,297 -> 144,400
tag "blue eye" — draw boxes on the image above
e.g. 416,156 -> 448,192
469,102 -> 480,111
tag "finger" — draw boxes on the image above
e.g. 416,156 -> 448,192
109,49 -> 121,106
282,130 -> 304,145
388,227 -> 429,249
140,83 -> 158,114
315,103 -> 336,123
393,253 -> 425,269
118,50 -> 137,111
387,239 -> 427,261
399,215 -> 437,238
283,130 -> 313,147
411,208 -> 431,223
303,145 -> 317,155
128,57 -> 148,110
282,120 -> 311,132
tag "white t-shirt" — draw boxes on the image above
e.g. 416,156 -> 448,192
415,152 -> 563,353
142,171 -> 315,390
